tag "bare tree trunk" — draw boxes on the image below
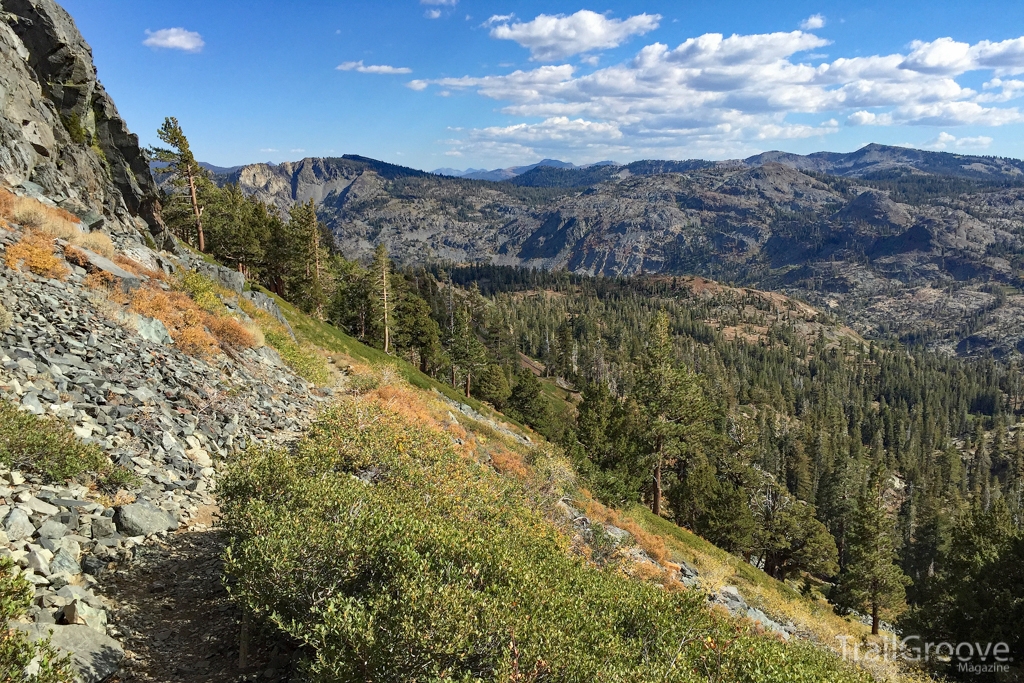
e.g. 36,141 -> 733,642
871,603 -> 879,635
186,163 -> 204,252
465,371 -> 471,398
655,440 -> 663,516
382,256 -> 390,354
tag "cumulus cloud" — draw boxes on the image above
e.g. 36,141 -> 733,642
412,27 -> 1024,159
490,10 -> 661,61
337,60 -> 412,74
924,131 -> 994,150
799,14 -> 825,30
143,28 -> 204,53
425,9 -> 441,19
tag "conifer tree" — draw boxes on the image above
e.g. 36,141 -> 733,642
151,117 -> 207,251
835,465 -> 911,634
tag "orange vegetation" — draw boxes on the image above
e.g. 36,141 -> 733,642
5,230 -> 68,280
583,498 -> 670,566
129,286 -> 255,357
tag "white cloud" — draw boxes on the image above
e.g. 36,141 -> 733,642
425,9 -> 441,19
411,27 -> 1024,159
260,148 -> 279,153
421,0 -> 457,4
799,14 -> 825,30
484,14 -> 515,27
337,60 -> 412,74
143,28 -> 204,53
490,10 -> 661,61
923,131 -> 993,150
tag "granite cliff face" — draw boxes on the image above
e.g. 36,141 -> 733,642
0,0 -> 172,249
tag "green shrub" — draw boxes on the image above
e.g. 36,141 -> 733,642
0,558 -> 74,682
94,465 -> 142,492
222,398 -> 874,683
0,401 -> 106,482
263,329 -> 330,385
178,270 -> 222,312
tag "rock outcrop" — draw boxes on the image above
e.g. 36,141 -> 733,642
0,0 -> 173,249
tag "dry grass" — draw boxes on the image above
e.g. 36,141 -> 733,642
4,230 -> 69,280
79,231 -> 115,258
584,499 -> 670,566
0,187 -> 82,241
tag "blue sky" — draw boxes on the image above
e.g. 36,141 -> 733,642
63,0 -> 1024,171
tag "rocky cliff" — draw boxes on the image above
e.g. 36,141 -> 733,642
0,0 -> 173,250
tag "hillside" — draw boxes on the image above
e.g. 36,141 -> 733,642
202,148 -> 1024,357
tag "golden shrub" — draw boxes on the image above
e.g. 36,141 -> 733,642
175,324 -> 218,356
203,312 -> 256,350
5,231 -> 69,280
62,244 -> 90,268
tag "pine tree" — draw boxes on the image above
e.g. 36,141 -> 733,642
835,465 -> 911,634
150,117 -> 208,251
634,311 -> 713,516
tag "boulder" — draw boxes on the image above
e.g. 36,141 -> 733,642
16,623 -> 123,683
196,261 -> 245,294
113,500 -> 177,537
49,547 -> 81,576
133,314 -> 172,345
4,508 -> 36,541
77,248 -> 141,291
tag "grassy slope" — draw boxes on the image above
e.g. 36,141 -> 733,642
247,289 -> 927,682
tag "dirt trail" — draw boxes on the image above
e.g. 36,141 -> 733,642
101,505 -> 295,683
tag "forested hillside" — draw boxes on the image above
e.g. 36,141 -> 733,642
150,119 -> 1024,679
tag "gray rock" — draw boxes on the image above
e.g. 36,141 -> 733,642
49,548 -> 81,576
113,500 -> 177,537
62,600 -> 106,633
196,261 -> 245,293
89,517 -> 115,538
133,315 -> 172,345
76,249 -> 142,291
38,518 -> 68,539
16,623 -> 123,683
5,508 -> 36,541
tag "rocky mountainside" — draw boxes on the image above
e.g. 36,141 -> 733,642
206,149 -> 1024,356
0,0 -> 173,251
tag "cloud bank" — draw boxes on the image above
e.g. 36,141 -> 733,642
410,23 -> 1024,161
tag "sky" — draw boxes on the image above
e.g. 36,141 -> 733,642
62,0 -> 1024,171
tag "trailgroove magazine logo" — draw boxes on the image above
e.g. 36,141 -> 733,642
836,635 -> 1013,674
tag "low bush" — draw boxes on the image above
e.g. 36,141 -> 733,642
4,231 -> 69,280
0,401 -> 106,482
263,328 -> 330,384
222,397 -> 874,683
129,284 -> 255,357
0,557 -> 74,682
93,465 -> 142,493
0,303 -> 11,332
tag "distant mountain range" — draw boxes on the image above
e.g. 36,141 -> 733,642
433,159 -> 619,182
185,144 -> 1024,356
